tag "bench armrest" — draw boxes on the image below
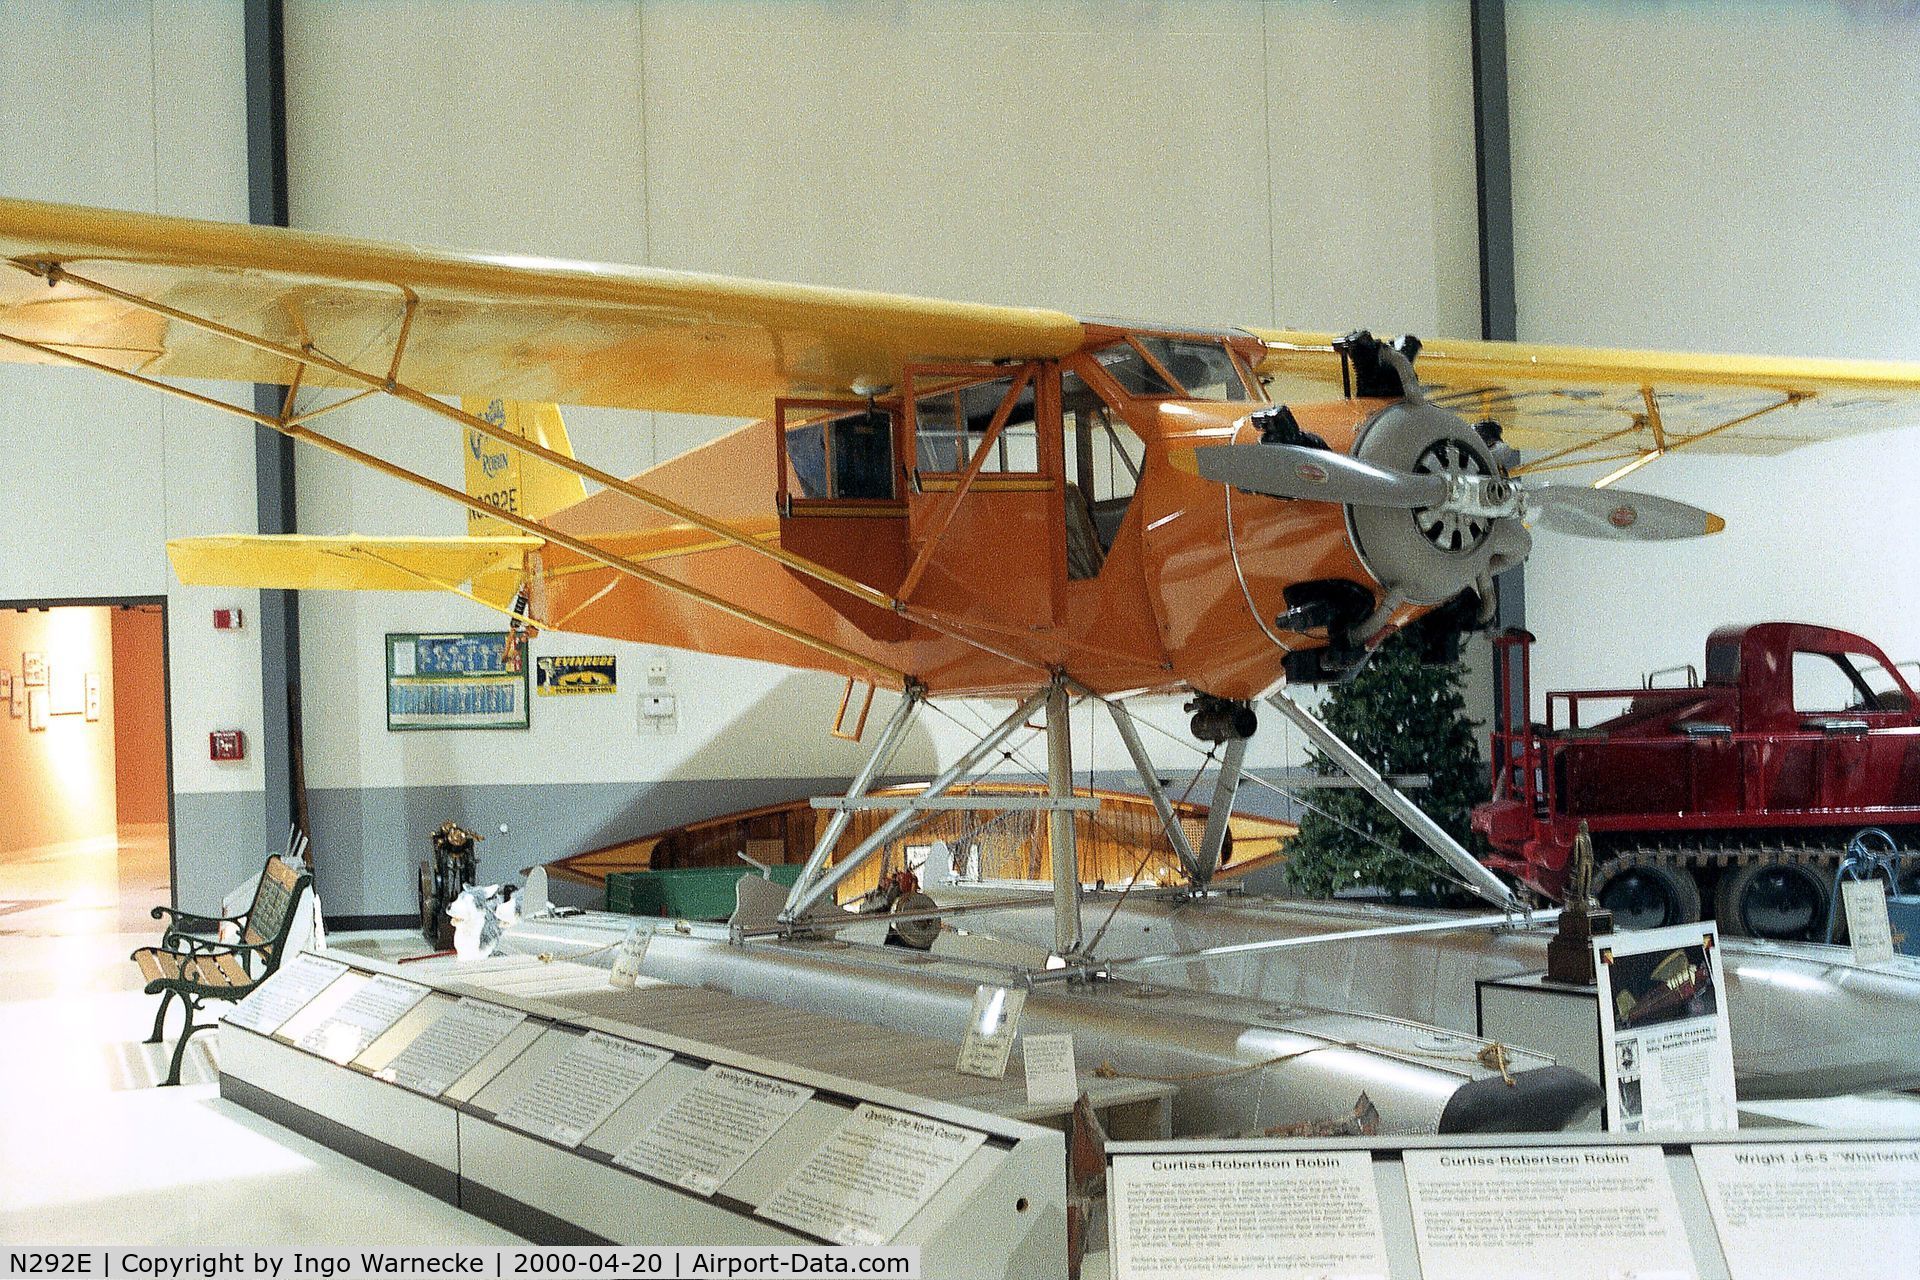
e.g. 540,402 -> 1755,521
151,903 -> 242,929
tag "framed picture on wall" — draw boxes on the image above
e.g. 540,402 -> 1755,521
22,652 -> 46,686
0,668 -> 10,709
85,673 -> 101,722
8,672 -> 22,718
385,632 -> 530,731
48,666 -> 85,716
27,687 -> 48,731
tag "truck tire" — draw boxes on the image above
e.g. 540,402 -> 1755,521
1595,861 -> 1701,931
1716,861 -> 1830,942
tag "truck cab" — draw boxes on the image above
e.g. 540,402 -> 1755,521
1475,623 -> 1920,940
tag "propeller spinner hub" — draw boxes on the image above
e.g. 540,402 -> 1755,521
1411,438 -> 1494,553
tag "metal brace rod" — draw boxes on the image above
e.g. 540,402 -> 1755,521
1193,734 -> 1249,885
808,795 -> 1100,812
782,688 -> 1052,922
1034,907 -> 1562,980
1099,696 -> 1202,884
1046,680 -> 1083,957
1265,691 -> 1518,908
783,688 -> 923,919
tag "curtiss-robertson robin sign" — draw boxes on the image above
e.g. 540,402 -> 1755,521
536,654 -> 617,695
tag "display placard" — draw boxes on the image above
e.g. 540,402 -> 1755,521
758,1103 -> 987,1245
493,1030 -> 671,1148
375,997 -> 528,1097
1107,1149 -> 1389,1280
294,973 -> 431,1064
1842,879 -> 1897,966
223,953 -> 350,1036
610,925 -> 651,989
1594,921 -> 1738,1132
613,1064 -> 813,1196
1402,1145 -> 1696,1280
386,632 -> 529,731
1694,1141 -> 1920,1279
955,984 -> 1024,1079
1022,1033 -> 1079,1107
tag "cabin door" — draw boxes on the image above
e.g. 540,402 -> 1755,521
899,363 -> 1063,630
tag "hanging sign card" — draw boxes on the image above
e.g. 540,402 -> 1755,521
614,1064 -> 814,1196
494,1030 -> 671,1148
1842,880 -> 1897,966
1022,1033 -> 1080,1108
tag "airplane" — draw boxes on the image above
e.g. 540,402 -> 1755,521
7,194 -> 1920,959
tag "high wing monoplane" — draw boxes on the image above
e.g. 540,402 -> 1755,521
7,196 -> 1920,950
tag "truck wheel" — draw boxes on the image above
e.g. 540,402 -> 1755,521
1595,862 -> 1701,931
1716,861 -> 1829,942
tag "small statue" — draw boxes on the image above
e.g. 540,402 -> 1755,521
1546,821 -> 1613,985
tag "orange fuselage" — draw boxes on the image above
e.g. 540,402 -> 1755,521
534,332 -> 1405,699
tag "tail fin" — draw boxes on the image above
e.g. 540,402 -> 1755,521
459,398 -> 589,534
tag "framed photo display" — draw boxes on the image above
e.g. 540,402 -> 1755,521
386,632 -> 529,731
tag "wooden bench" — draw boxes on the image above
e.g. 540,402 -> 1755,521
132,855 -> 313,1085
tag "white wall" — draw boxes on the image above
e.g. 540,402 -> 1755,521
1507,1 -> 1920,702
0,2 -> 265,857
281,0 -> 1480,804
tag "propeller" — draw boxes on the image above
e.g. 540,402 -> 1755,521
1197,444 -> 1724,543
1196,442 -> 1451,508
1527,485 -> 1725,541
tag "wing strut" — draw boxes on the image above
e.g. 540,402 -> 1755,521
0,326 -> 906,686
0,256 -> 1058,676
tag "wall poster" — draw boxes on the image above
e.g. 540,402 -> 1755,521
26,687 -> 48,731
1594,921 -> 1738,1133
535,654 -> 617,696
22,652 -> 46,686
386,632 -> 529,731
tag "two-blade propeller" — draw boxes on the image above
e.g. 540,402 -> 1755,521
1196,441 -> 1723,542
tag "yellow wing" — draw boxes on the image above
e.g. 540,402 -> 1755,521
1252,330 -> 1920,475
167,535 -> 540,598
0,197 -> 1082,417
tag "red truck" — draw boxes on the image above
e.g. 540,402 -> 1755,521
1473,622 -> 1920,940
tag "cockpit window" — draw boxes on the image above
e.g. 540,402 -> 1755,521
1138,337 -> 1247,400
1092,338 -> 1247,401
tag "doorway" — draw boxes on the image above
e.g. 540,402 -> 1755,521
0,598 -> 174,936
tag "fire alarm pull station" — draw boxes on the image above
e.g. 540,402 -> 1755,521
213,608 -> 244,631
209,730 -> 245,761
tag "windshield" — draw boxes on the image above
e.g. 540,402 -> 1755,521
1094,338 -> 1248,401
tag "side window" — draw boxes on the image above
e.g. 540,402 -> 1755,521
1849,653 -> 1905,711
911,371 -> 1040,475
781,403 -> 897,501
1792,651 -> 1876,714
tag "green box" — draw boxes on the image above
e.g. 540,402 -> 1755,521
604,864 -> 804,921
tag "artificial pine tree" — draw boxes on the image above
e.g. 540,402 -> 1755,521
1283,631 -> 1489,902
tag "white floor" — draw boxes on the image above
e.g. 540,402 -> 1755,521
0,829 -> 514,1246
3,829 -> 1917,1248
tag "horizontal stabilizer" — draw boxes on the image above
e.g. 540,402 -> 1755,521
167,534 -> 540,593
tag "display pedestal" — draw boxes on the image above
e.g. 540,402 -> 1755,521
1476,971 -> 1602,1131
218,951 -> 1068,1276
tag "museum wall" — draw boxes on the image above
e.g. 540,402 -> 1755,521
0,2 -> 267,902
279,0 -> 1482,913
0,609 -> 116,856
1505,1 -> 1920,702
